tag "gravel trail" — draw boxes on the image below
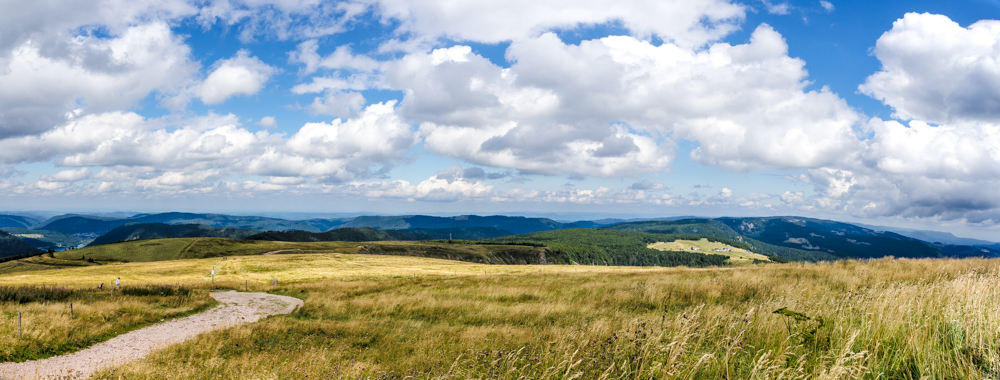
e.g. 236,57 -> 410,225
0,291 -> 303,380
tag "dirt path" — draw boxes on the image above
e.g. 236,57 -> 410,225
0,291 -> 303,379
262,249 -> 300,255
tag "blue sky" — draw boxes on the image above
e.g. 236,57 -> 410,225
3,0 -> 1000,239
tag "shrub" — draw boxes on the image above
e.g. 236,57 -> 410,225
0,286 -> 74,303
120,285 -> 191,297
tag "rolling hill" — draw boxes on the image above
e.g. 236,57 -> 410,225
246,226 -> 513,242
0,214 -> 41,229
0,230 -> 42,258
0,227 -> 85,250
474,229 -> 768,267
340,215 -> 576,234
88,223 -> 260,246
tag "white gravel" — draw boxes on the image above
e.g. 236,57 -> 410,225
0,291 -> 303,380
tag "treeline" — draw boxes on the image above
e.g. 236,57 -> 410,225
88,223 -> 259,246
246,227 -> 513,242
88,223 -> 519,247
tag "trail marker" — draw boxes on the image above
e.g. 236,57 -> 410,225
17,312 -> 21,337
69,303 -> 73,319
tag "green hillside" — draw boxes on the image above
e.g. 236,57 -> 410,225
0,230 -> 42,258
342,215 -> 573,234
604,219 -> 840,262
0,227 -> 87,249
246,226 -> 513,242
475,229 -> 763,267
88,223 -> 259,246
714,217 -> 946,259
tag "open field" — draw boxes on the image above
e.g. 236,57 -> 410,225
0,285 -> 213,363
0,251 -> 997,378
648,238 -> 772,264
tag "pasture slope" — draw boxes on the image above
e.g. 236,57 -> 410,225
0,249 -> 996,379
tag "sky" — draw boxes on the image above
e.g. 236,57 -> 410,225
3,0 -> 1000,239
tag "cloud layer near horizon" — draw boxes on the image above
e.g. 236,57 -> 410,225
1,2 -> 1000,227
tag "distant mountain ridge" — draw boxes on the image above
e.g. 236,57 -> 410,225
4,211 -> 999,262
340,215 -> 577,234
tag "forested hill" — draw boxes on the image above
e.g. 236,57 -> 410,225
38,213 -> 345,235
32,213 -> 570,237
473,229 -> 786,267
0,230 -> 42,258
0,215 -> 40,229
603,219 -> 837,262
88,223 -> 259,246
341,215 -> 575,234
606,217 -> 961,260
246,227 -> 513,242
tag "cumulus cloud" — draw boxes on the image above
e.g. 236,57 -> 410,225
781,191 -> 805,204
40,168 -> 91,182
258,116 -> 277,128
375,0 -> 745,47
0,22 -> 199,138
196,50 -> 277,105
242,101 -> 417,181
289,40 -> 380,75
820,1 -> 834,12
386,25 -> 860,176
0,102 -> 416,192
630,179 -> 668,190
348,176 -> 493,202
761,1 -> 791,15
861,13 -> 1000,124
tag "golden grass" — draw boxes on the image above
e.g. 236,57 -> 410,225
649,238 -> 771,264
0,288 -> 213,362
4,252 -> 1000,378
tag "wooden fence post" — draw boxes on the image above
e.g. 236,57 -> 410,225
70,303 -> 73,319
17,312 -> 21,338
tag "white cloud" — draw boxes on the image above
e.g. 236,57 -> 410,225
861,13 -> 1000,124
820,1 -> 834,12
374,0 -> 745,47
243,101 -> 417,181
0,22 -> 199,138
197,50 -> 277,105
195,0 -> 370,42
258,116 -> 277,128
348,176 -> 493,202
0,103 -> 417,191
761,1 -> 791,15
781,191 -> 805,204
289,40 -> 380,75
387,25 -> 859,176
630,179 -> 667,190
304,91 -> 366,117
40,168 -> 91,182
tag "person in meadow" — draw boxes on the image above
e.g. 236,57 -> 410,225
115,277 -> 121,289
99,283 -> 103,290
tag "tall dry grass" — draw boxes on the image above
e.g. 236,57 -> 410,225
0,286 -> 213,362
73,256 -> 1000,379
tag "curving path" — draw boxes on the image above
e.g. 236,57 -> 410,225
0,291 -> 303,380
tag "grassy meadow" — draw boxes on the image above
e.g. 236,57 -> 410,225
0,246 -> 998,378
648,238 -> 772,264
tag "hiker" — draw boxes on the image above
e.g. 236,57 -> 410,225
115,277 -> 121,289
99,282 -> 103,290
